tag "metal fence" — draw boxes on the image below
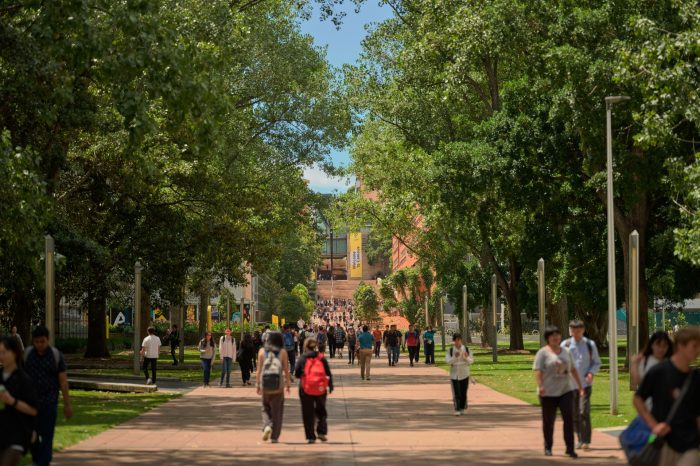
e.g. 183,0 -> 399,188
57,297 -> 88,339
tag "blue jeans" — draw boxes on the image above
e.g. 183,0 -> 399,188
220,357 -> 232,385
388,346 -> 400,364
201,358 -> 212,385
31,403 -> 57,466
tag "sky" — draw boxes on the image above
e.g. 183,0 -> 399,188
300,1 -> 392,193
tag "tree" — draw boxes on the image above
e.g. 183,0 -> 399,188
353,282 -> 380,322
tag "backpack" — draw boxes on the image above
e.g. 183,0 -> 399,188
317,332 -> 327,345
449,346 -> 470,357
24,346 -> 61,372
302,354 -> 329,396
261,350 -> 284,394
283,332 -> 295,351
564,337 -> 593,361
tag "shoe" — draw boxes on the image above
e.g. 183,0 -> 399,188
582,443 -> 590,451
262,426 -> 272,441
544,449 -> 552,456
226,384 -> 231,388
576,441 -> 583,449
318,434 -> 327,442
567,451 -> 578,459
307,439 -> 316,444
247,381 -> 252,386
459,410 -> 465,415
410,362 -> 414,367
271,439 -> 279,444
361,376 -> 364,380
366,378 -> 370,381
454,411 -> 461,416
218,382 -> 223,387
146,378 -> 152,385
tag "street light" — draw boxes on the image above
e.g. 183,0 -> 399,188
537,258 -> 546,347
463,284 -> 471,343
133,261 -> 143,376
605,95 -> 629,415
45,235 -> 55,345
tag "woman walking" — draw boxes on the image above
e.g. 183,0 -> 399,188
533,326 -> 585,458
445,333 -> 473,415
347,327 -> 357,365
0,336 -> 38,466
198,331 -> 216,387
256,332 -> 291,443
630,330 -> 673,388
295,338 -> 333,443
239,332 -> 256,386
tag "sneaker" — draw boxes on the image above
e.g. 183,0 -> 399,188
459,410 -> 465,415
271,439 -> 279,444
307,439 -> 316,444
576,441 -> 583,449
146,378 -> 152,385
454,411 -> 461,416
410,362 -> 414,367
567,451 -> 578,459
262,426 -> 272,441
582,443 -> 590,451
544,449 -> 552,456
361,376 -> 364,380
318,434 -> 327,442
218,382 -> 223,387
226,384 -> 232,388
366,378 -> 371,381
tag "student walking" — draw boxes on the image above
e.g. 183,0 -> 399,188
198,331 -> 216,387
239,333 -> 256,386
630,330 -> 673,389
10,326 -> 24,353
372,326 -> 382,358
316,327 -> 328,354
166,324 -> 180,365
334,324 -> 346,359
327,326 -> 336,359
445,333 -> 473,415
0,336 -> 38,466
358,325 -> 374,381
561,320 -> 601,450
295,338 -> 334,444
346,327 -> 358,365
385,325 -> 401,366
405,325 -> 420,367
218,329 -> 237,388
423,327 -> 435,365
633,327 -> 700,466
141,326 -> 161,385
257,332 -> 291,443
283,325 -> 297,380
533,326 -> 585,459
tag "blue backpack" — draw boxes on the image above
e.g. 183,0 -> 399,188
283,332 -> 295,350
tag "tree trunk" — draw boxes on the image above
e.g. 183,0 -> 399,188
548,295 -> 570,340
480,303 -> 489,348
198,291 -> 209,336
84,286 -> 110,358
576,302 -> 607,348
492,256 -> 524,350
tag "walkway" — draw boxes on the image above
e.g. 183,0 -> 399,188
55,354 -> 625,466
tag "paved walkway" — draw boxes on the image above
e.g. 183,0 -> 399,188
55,353 -> 625,466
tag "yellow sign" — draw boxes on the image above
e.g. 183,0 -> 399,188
281,318 -> 285,327
349,232 -> 363,279
272,314 -> 279,328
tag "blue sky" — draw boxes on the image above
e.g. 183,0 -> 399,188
300,1 -> 392,193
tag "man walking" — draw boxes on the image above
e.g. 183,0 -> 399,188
283,325 -> 297,379
10,325 -> 24,352
423,326 -> 435,365
167,323 -> 179,366
561,319 -> 601,450
385,325 -> 401,366
219,328 -> 237,388
372,326 -> 382,358
24,325 -> 73,466
334,324 -> 346,359
358,325 -> 374,381
141,326 -> 161,385
405,324 -> 420,367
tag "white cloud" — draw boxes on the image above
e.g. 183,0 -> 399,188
303,165 -> 355,193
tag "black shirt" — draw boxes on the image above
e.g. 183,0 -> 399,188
636,360 -> 700,452
0,368 -> 38,450
24,346 -> 67,407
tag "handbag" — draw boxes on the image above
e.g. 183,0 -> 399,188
621,371 -> 694,466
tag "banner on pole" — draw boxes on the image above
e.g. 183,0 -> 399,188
349,232 -> 363,279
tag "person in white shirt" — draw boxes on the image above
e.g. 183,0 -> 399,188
630,330 -> 673,389
445,333 -> 473,416
219,328 -> 237,388
140,327 -> 161,385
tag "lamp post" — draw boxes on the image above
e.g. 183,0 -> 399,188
629,230 -> 640,390
424,296 -> 429,328
537,258 -> 546,347
491,274 -> 498,363
440,295 -> 446,351
605,95 -> 629,414
133,261 -> 143,376
45,235 -> 55,345
463,284 -> 471,343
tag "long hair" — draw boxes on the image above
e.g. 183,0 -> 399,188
304,337 -> 318,352
642,331 -> 673,360
201,331 -> 215,348
0,336 -> 23,368
266,331 -> 283,351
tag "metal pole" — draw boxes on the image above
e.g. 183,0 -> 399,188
133,261 -> 143,376
537,258 -> 546,347
440,295 -> 446,351
424,297 -> 429,328
491,274 -> 498,363
240,298 -> 245,343
629,230 -> 640,389
605,95 -> 628,414
45,235 -> 55,345
463,284 -> 471,343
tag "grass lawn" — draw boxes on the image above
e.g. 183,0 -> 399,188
432,340 -> 637,429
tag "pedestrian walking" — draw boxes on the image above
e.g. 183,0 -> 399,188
347,327 -> 357,365
198,331 -> 216,387
316,327 -> 328,354
423,327 -> 435,365
334,324 -> 345,359
0,336 -> 38,466
633,327 -> 700,466
252,330 -> 263,370
141,326 -> 161,385
630,330 -> 673,389
283,325 -> 297,380
295,338 -> 333,444
372,326 -> 382,358
533,326 -> 585,459
218,328 -> 237,388
358,325 -> 374,381
22,326 -> 73,466
405,324 -> 420,367
385,325 -> 401,366
445,333 -> 473,415
257,332 -> 291,443
10,326 -> 24,353
239,332 -> 256,386
166,324 -> 179,366
327,326 -> 336,359
561,320 -> 601,451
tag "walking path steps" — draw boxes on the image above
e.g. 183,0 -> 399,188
55,354 -> 626,466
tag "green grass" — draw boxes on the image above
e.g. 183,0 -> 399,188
433,340 -> 637,429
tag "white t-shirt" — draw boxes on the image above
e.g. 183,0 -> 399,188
141,334 -> 161,358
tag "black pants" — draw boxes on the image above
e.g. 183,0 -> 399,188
374,341 -> 381,357
424,342 -> 435,364
451,377 -> 469,411
288,349 -> 296,375
300,390 -> 327,441
540,390 -> 575,453
348,347 -> 356,364
30,403 -> 57,466
143,357 -> 157,383
574,386 -> 592,444
240,360 -> 252,383
328,340 -> 336,358
408,346 -> 418,364
170,344 -> 178,364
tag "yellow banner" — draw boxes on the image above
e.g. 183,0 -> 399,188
272,314 -> 279,327
281,318 -> 286,327
349,232 -> 363,279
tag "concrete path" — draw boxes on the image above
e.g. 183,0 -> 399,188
55,353 -> 626,466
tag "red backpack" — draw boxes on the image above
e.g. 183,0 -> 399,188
302,354 -> 329,396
